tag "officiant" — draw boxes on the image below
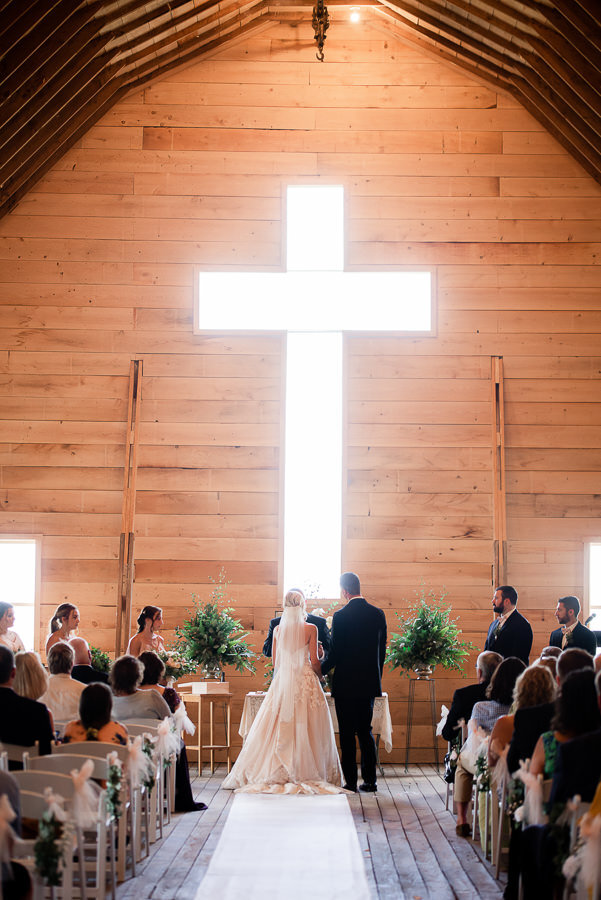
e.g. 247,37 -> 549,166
262,600 -> 331,658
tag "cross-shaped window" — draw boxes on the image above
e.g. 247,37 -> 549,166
197,185 -> 432,598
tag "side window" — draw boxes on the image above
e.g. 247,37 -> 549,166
0,537 -> 40,651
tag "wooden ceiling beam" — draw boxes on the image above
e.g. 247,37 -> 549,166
0,3 -> 101,98
549,0 -> 601,54
0,0 -> 67,48
573,0 -> 601,28
0,0 -> 47,41
107,0 -> 221,60
119,0 -> 266,68
0,13 -> 276,220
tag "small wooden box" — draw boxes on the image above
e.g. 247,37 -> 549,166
179,681 -> 230,694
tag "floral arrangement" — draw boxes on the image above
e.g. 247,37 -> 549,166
89,645 -> 111,674
175,569 -> 256,677
141,737 -> 156,793
160,648 -> 197,681
475,753 -> 490,793
386,586 -> 476,677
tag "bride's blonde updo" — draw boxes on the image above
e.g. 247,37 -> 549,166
283,589 -> 306,611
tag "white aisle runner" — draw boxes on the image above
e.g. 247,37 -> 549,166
195,793 -> 371,899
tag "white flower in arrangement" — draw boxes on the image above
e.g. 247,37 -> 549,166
326,616 -> 333,629
312,608 -> 326,618
513,805 -> 525,824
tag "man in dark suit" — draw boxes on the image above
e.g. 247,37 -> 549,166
548,595 -> 597,656
484,585 -> 533,666
320,572 -> 387,793
263,607 -> 330,658
0,646 -> 53,757
70,636 -> 109,684
441,650 -> 502,742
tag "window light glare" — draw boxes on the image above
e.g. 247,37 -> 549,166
350,7 -> 360,22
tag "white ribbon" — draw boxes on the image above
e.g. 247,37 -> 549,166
43,787 -> 68,823
436,704 -> 449,736
577,812 -> 601,890
128,735 -> 156,789
70,759 -> 102,830
156,717 -> 180,760
514,764 -> 545,826
173,700 -> 195,736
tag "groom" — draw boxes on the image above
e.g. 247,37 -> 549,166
320,572 -> 387,793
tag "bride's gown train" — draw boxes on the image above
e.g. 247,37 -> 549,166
223,608 -> 342,794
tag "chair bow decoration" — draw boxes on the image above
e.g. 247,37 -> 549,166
435,704 -> 449,736
173,700 -> 195,736
156,717 -> 180,760
70,759 -> 102,830
128,735 -> 156,790
514,764 -> 545,826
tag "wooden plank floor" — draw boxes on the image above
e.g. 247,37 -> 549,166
116,765 -> 506,899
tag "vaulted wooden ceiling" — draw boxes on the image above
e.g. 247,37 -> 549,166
1,0 -> 600,220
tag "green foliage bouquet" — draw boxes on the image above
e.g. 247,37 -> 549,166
386,586 -> 476,677
89,645 -> 111,674
175,570 -> 256,677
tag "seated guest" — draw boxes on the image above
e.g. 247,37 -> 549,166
70,637 -> 109,685
537,655 -> 557,680
0,770 -> 33,900
548,669 -> 601,805
110,654 -> 171,720
506,646 -> 595,774
41,641 -> 85,723
530,668 -> 601,779
548,595 -> 597,656
441,651 -> 502,742
539,646 -> 561,659
138,651 -> 181,713
454,656 -> 525,836
0,646 -> 53,757
13,651 -> 54,733
63,683 -> 128,745
488,664 -> 556,768
110,655 -> 206,812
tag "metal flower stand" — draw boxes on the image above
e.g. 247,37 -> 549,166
404,673 -> 440,773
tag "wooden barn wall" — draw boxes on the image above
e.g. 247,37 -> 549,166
1,14 -> 600,761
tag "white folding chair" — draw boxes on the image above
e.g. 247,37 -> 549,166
0,740 -> 39,770
16,789 -> 75,900
51,743 -> 136,884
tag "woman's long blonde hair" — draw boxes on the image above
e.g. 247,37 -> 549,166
14,651 -> 48,701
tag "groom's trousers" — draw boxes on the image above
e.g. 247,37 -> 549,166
334,695 -> 377,788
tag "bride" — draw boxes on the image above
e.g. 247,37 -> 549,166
223,589 -> 342,793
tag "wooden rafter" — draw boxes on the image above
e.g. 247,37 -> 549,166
1,0 -> 601,221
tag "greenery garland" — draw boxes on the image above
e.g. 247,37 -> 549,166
105,760 -> 123,820
34,811 -> 73,887
89,645 -> 111,674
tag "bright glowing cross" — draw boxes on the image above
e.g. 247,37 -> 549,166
197,185 -> 432,597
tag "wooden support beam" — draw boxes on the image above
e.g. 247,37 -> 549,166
115,359 -> 143,658
491,357 -> 506,588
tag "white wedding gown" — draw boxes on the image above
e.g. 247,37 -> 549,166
223,607 -> 342,794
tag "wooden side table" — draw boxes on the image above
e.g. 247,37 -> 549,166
178,691 -> 232,774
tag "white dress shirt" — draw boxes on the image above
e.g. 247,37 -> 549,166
41,673 -> 85,722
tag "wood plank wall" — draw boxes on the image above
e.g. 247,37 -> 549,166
1,12 -> 600,761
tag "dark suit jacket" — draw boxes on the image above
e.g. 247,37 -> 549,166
71,665 -> 109,685
441,681 -> 488,742
548,622 -> 597,656
549,728 -> 601,805
506,701 -> 554,774
484,608 -> 533,666
320,597 -> 387,699
0,687 -> 53,756
262,613 -> 330,658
